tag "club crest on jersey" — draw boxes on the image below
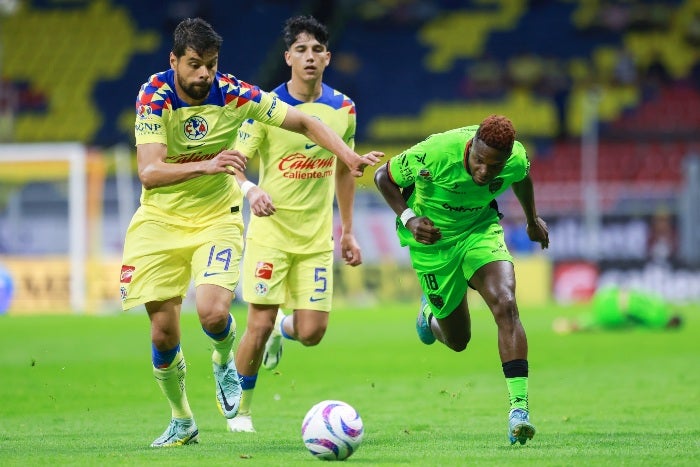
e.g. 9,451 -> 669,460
137,104 -> 152,119
184,115 -> 208,140
489,178 -> 504,194
254,282 -> 269,296
418,168 -> 432,181
255,262 -> 273,280
120,286 -> 128,302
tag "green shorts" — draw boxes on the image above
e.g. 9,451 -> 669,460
242,238 -> 333,311
409,222 -> 512,319
120,209 -> 244,310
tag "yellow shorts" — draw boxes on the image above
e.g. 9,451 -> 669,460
120,210 -> 244,310
242,239 -> 333,311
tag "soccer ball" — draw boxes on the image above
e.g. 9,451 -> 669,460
301,400 -> 364,461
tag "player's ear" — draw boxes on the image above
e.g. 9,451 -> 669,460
284,50 -> 292,67
169,52 -> 177,70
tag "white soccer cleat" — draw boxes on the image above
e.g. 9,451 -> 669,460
227,413 -> 256,433
262,309 -> 285,370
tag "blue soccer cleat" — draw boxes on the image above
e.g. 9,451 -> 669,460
416,296 -> 436,345
150,418 -> 199,448
508,408 -> 536,445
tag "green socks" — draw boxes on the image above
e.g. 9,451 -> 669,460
506,376 -> 529,411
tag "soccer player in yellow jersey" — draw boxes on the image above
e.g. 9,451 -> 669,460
120,17 -> 381,447
227,16 -> 380,433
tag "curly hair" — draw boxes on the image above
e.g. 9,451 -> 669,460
283,15 -> 329,49
476,114 -> 516,152
172,18 -> 223,58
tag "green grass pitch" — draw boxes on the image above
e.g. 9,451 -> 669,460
0,300 -> 698,465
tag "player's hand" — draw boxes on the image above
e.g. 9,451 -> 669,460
247,186 -> 276,217
340,233 -> 362,266
527,216 -> 549,249
347,151 -> 384,178
407,216 -> 442,245
211,149 -> 247,174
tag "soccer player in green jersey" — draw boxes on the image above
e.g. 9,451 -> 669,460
374,115 -> 549,445
552,285 -> 683,333
227,15 -> 382,433
120,17 -> 380,448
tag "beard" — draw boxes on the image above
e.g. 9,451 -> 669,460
178,76 -> 212,101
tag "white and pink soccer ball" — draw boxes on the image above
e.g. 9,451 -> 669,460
301,400 -> 364,461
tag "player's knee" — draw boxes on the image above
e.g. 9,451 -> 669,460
445,331 -> 471,352
199,312 -> 230,333
490,293 -> 518,321
249,319 -> 276,339
151,325 -> 179,349
296,327 -> 326,346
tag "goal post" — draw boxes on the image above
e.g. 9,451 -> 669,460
0,142 -> 87,312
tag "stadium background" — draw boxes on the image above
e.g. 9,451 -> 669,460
1,0 -> 699,314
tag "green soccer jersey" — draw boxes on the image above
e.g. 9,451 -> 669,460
592,286 -> 671,329
386,126 -> 530,249
134,69 -> 287,226
235,82 -> 356,254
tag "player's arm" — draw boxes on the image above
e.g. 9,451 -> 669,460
136,143 -> 247,189
374,163 -> 441,245
233,161 -> 276,217
335,160 -> 361,266
279,107 -> 383,177
511,174 -> 549,249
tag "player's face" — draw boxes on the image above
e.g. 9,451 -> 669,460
284,32 -> 330,82
467,137 -> 509,186
171,47 -> 218,104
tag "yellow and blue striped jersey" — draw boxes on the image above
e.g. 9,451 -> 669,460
134,69 -> 287,226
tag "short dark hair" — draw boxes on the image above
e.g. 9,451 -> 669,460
282,15 -> 329,49
172,17 -> 223,58
476,114 -> 516,153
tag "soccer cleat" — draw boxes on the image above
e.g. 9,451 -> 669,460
508,408 -> 536,445
227,413 -> 256,433
214,355 -> 242,419
416,296 -> 436,345
262,309 -> 285,370
150,418 -> 199,448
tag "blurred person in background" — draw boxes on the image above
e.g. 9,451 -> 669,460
553,285 -> 683,334
120,17 -> 380,448
374,114 -> 549,446
227,15 -> 382,433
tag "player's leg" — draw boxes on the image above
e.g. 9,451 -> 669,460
411,246 -> 469,349
229,303 -> 278,432
229,240 -> 290,432
262,250 -> 332,366
147,298 -> 199,447
192,221 -> 245,420
195,284 -> 241,420
470,260 -> 534,445
280,250 -> 333,347
283,308 -> 329,345
429,296 -> 471,351
121,216 -> 197,447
